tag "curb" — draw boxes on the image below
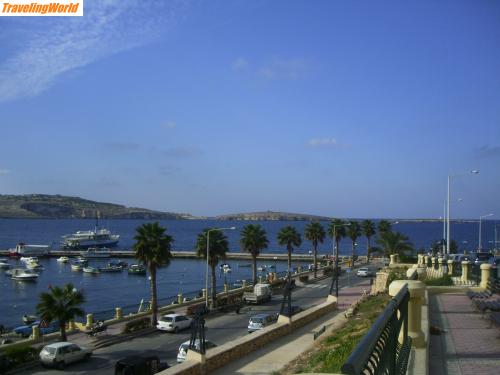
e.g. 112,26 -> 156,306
92,327 -> 157,350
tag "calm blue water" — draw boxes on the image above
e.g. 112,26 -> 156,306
0,219 -> 498,329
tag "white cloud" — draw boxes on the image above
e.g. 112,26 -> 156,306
232,57 -> 249,71
162,121 -> 177,129
0,0 -> 191,103
0,169 -> 11,175
308,138 -> 339,147
258,58 -> 309,80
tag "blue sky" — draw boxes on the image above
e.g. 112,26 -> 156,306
1,0 -> 499,219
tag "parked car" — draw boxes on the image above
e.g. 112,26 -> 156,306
14,320 -> 59,338
356,267 -> 375,277
177,339 -> 217,363
156,314 -> 192,333
247,313 -> 278,333
39,342 -> 92,369
115,355 -> 169,375
472,252 -> 494,265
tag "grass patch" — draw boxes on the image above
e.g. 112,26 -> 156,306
424,274 -> 453,286
279,293 -> 391,374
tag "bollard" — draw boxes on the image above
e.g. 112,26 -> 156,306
242,280 -> 247,288
115,307 -> 123,320
259,276 -> 263,283
417,254 -> 422,265
86,313 -> 94,329
389,280 -> 426,348
438,258 -> 444,273
447,260 -> 454,276
390,254 -> 398,265
461,261 -> 471,283
201,288 -> 207,299
480,263 -> 492,288
424,256 -> 430,268
32,325 -> 40,340
416,265 -> 427,280
224,284 -> 228,293
177,294 -> 183,305
431,257 -> 436,269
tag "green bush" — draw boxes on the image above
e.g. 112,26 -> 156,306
2,344 -> 38,367
424,274 -> 453,286
122,317 -> 150,333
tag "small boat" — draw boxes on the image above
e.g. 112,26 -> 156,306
79,247 -> 111,258
56,256 -> 69,263
257,266 -> 266,272
71,263 -> 84,271
0,259 -> 11,269
83,266 -> 100,274
10,268 -> 39,281
20,256 -> 38,263
22,314 -> 37,325
108,260 -> 128,269
26,261 -> 44,270
128,264 -> 146,275
99,265 -> 122,273
220,263 -> 232,273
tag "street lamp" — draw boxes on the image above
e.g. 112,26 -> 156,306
446,170 -> 479,254
330,223 -> 351,299
205,226 -> 236,308
478,214 -> 494,251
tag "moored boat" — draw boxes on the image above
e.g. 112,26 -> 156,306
108,260 -> 128,269
56,256 -> 69,263
71,263 -> 84,271
20,256 -> 38,263
99,265 -> 122,273
22,314 -> 37,325
10,268 -> 39,281
0,259 -> 11,269
61,216 -> 119,249
79,247 -> 111,258
26,261 -> 44,270
82,266 -> 100,274
128,264 -> 146,275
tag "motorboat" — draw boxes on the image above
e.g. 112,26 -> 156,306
108,260 -> 128,269
128,264 -> 146,275
79,247 -> 111,258
9,243 -> 50,257
10,268 -> 39,281
82,266 -> 100,274
20,256 -> 38,263
71,263 -> 84,271
257,266 -> 266,272
220,263 -> 232,273
56,256 -> 69,263
22,314 -> 37,325
0,259 -> 11,269
26,261 -> 44,270
99,265 -> 122,273
61,216 -> 119,249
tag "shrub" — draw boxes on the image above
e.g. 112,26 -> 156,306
2,344 -> 38,367
299,275 -> 309,283
424,274 -> 453,286
122,317 -> 150,334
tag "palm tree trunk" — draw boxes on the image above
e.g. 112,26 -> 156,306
60,321 -> 67,342
150,267 -> 158,326
287,246 -> 292,275
352,240 -> 355,267
367,237 -> 371,264
313,242 -> 318,279
252,254 -> 257,286
211,264 -> 217,308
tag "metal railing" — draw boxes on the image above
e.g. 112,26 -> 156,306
341,284 -> 411,375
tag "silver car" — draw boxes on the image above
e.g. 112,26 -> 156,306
177,339 -> 217,363
39,342 -> 92,369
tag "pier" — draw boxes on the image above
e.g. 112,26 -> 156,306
0,249 -> 315,261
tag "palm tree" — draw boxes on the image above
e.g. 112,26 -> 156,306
327,219 -> 347,264
36,283 -> 85,341
304,222 -> 325,278
277,226 -> 302,274
347,221 -> 361,266
133,222 -> 173,326
362,220 -> 376,264
377,231 -> 413,256
196,228 -> 229,308
240,224 -> 269,286
378,219 -> 392,235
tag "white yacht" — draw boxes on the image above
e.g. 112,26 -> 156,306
61,218 -> 119,249
79,247 -> 111,258
10,268 -> 39,281
56,256 -> 70,263
20,256 -> 38,263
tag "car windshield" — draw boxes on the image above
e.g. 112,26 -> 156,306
251,317 -> 264,323
161,317 -> 173,322
43,347 -> 56,355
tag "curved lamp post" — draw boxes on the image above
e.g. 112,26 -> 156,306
446,170 -> 479,254
478,213 -> 494,251
205,226 -> 236,308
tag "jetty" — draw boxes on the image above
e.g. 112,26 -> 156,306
0,249 -> 315,261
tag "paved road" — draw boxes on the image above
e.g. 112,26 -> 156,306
26,268 -> 373,375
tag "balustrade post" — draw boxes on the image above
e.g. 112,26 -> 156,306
480,263 -> 492,288
431,257 -> 436,269
438,258 -> 444,274
224,284 -> 228,293
32,325 -> 40,340
115,307 -> 122,320
424,256 -> 430,267
242,280 -> 247,288
177,294 -> 183,304
461,261 -> 471,283
390,254 -> 398,265
447,260 -> 454,276
389,280 -> 426,348
86,313 -> 94,329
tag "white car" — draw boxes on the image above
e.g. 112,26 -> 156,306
39,342 -> 92,368
177,339 -> 217,363
356,267 -> 374,277
156,314 -> 192,333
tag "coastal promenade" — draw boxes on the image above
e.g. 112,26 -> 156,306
0,249 -> 316,261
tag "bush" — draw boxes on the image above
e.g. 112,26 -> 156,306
122,317 -> 150,334
2,344 -> 38,367
299,275 -> 309,282
424,274 -> 453,286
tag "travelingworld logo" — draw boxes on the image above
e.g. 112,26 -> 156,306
1,0 -> 83,16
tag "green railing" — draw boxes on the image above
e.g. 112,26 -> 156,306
341,284 -> 411,375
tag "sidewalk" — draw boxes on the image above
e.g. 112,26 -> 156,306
429,292 -> 500,375
211,279 -> 372,375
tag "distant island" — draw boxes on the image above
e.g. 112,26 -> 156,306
0,194 -> 199,219
215,210 -> 332,221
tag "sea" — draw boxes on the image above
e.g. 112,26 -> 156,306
0,218 -> 498,329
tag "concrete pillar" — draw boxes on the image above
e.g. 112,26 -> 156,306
416,265 -> 427,280
297,266 -> 302,273
201,288 -> 207,299
431,257 -> 436,269
424,256 -> 430,267
447,260 -> 454,276
389,280 -> 426,348
86,313 -> 94,328
417,254 -> 423,265
461,261 -> 471,282
390,254 -> 398,265
224,284 -> 228,293
177,294 -> 183,304
242,280 -> 247,288
438,258 -> 444,273
259,276 -> 263,283
480,263 -> 492,288
115,307 -> 122,320
32,325 -> 40,340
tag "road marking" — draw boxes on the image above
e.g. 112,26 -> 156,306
303,284 -> 327,289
